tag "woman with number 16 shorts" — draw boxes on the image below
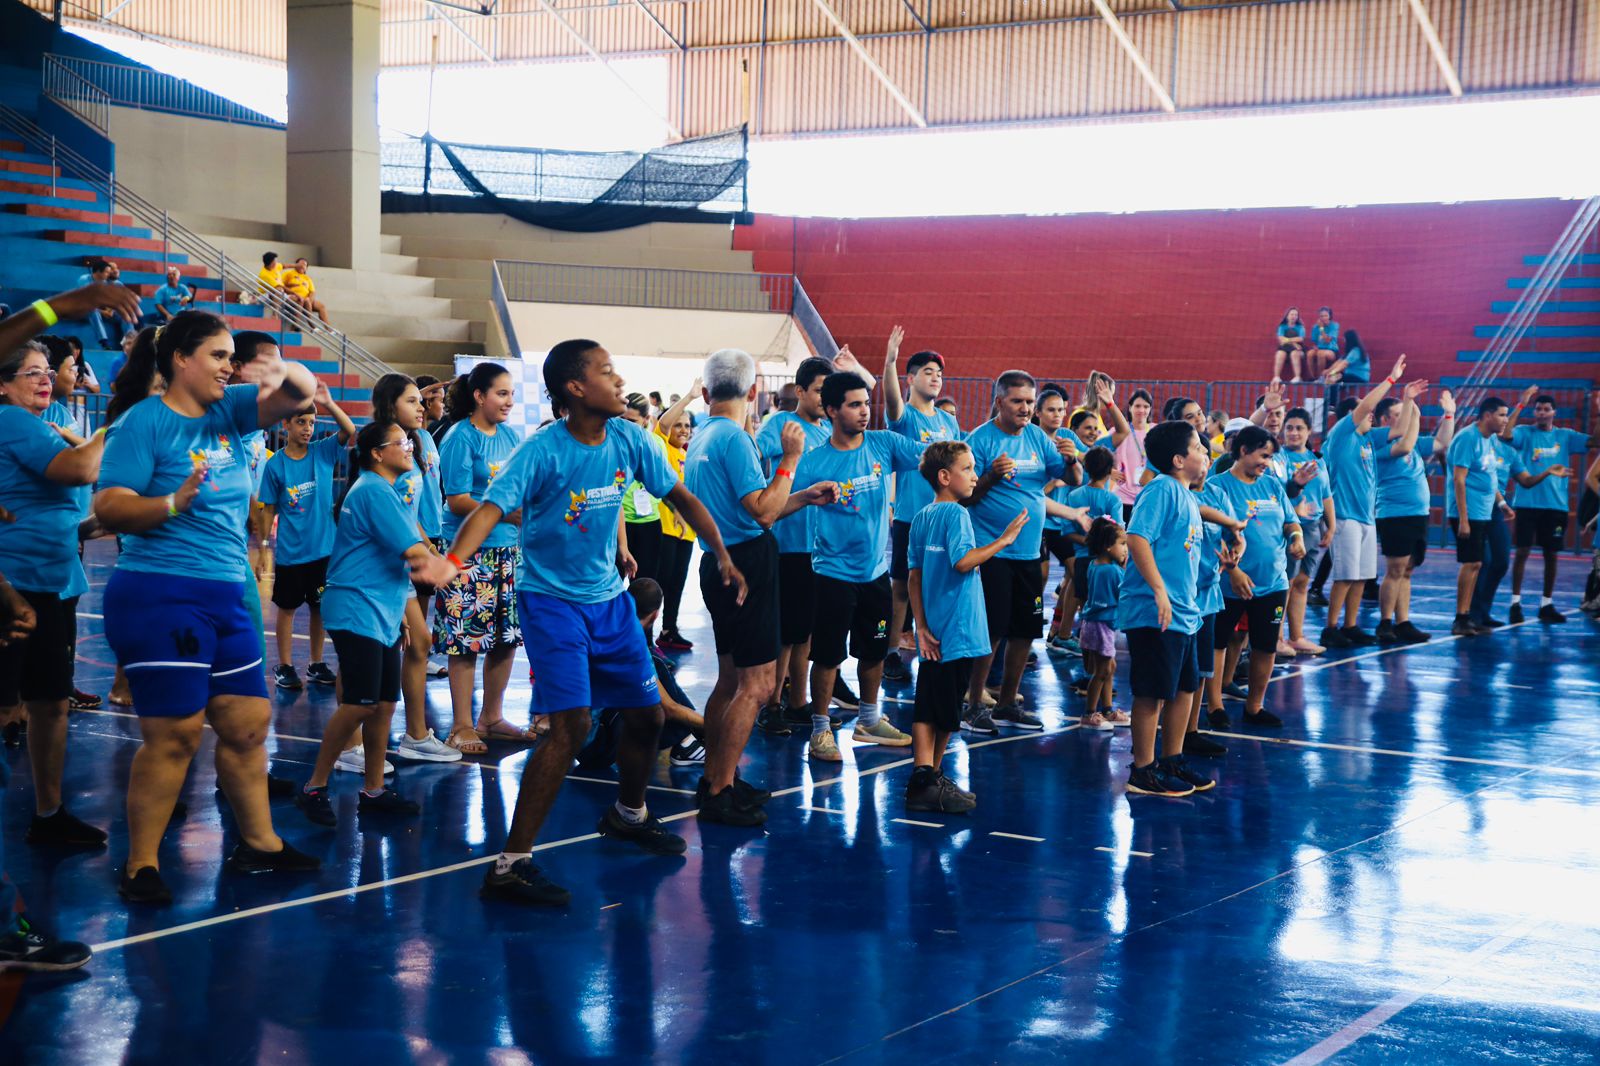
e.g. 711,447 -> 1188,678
95,312 -> 323,906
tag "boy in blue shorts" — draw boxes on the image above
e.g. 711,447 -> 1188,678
422,338 -> 746,907
908,440 -> 1029,813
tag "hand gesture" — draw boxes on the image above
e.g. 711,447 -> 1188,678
884,325 -> 905,368
780,419 -> 806,461
1262,379 -> 1286,410
990,453 -> 1016,480
75,281 -> 142,325
1292,460 -> 1318,486
1094,379 -> 1115,409
1402,379 -> 1429,402
1387,354 -> 1408,383
174,462 -> 207,513
1439,389 -> 1456,417
313,379 -> 333,408
420,380 -> 447,403
718,554 -> 749,606
805,481 -> 839,506
1548,464 -> 1571,478
1519,384 -> 1539,407
1053,433 -> 1078,461
917,627 -> 941,663
1000,508 -> 1030,544
1288,536 -> 1306,561
412,552 -> 459,589
617,545 -> 637,581
1228,566 -> 1255,599
688,375 -> 704,401
832,346 -> 861,375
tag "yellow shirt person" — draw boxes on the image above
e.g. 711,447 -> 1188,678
283,263 -> 315,300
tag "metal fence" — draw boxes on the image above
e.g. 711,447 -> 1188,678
42,54 -> 284,129
42,55 -> 110,134
495,261 -> 794,315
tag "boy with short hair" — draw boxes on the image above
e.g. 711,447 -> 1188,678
906,441 -> 1028,812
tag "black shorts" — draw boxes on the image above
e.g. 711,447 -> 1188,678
810,573 -> 892,668
890,520 -> 912,582
1073,553 -> 1092,600
1196,611 -> 1218,678
913,656 -> 973,732
700,532 -> 780,669
1515,507 -> 1567,553
1453,519 -> 1490,564
980,557 -> 1046,642
1042,529 -> 1074,568
1376,515 -> 1430,567
0,591 -> 78,705
778,552 -> 816,646
1125,626 -> 1200,702
1215,589 -> 1288,653
328,629 -> 402,706
271,556 -> 328,611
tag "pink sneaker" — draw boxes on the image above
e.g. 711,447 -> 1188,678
1102,708 -> 1131,727
1080,711 -> 1114,731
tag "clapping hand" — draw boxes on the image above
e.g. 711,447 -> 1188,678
1402,379 -> 1429,402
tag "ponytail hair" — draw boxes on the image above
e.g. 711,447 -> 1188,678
446,362 -> 509,423
106,327 -> 163,424
352,420 -> 395,477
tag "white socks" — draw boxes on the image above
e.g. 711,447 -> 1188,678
857,701 -> 881,729
495,851 -> 531,875
1542,597 -> 1554,608
614,801 -> 648,826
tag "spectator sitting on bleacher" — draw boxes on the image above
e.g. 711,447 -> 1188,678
283,257 -> 330,324
1323,328 -> 1370,385
1308,306 -> 1340,379
74,258 -> 136,349
258,251 -> 288,301
146,266 -> 194,326
1273,306 -> 1309,382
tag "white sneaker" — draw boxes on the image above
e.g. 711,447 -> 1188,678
669,736 -> 706,766
396,729 -> 463,763
335,747 -> 395,775
426,656 -> 449,678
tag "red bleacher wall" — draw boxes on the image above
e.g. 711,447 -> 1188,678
735,198 -> 1581,385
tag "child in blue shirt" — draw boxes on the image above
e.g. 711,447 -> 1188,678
1077,518 -> 1129,731
1054,445 -> 1121,650
907,440 -> 1028,813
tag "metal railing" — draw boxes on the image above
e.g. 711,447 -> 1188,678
42,55 -> 111,135
41,54 -> 284,129
0,101 -> 392,389
489,261 -> 523,361
494,261 -> 795,315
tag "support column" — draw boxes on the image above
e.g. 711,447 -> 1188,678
286,0 -> 381,271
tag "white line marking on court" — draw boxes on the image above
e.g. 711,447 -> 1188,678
599,902 -> 621,911
1200,729 -> 1600,778
566,775 -> 696,796
892,818 -> 944,829
1283,918 -> 1546,1066
1271,619 -> 1536,680
801,805 -> 845,815
990,831 -> 1044,842
1094,846 -> 1154,858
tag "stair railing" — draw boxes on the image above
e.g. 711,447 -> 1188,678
42,55 -> 110,135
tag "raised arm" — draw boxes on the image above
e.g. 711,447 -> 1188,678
881,325 -> 907,424
0,283 -> 141,356
657,377 -> 700,433
314,380 -> 357,443
1249,379 -> 1286,428
1501,384 -> 1539,443
1095,380 -> 1130,448
830,345 -> 877,391
256,359 -> 317,429
1431,390 -> 1457,453
1389,380 -> 1428,457
1347,354 -> 1407,431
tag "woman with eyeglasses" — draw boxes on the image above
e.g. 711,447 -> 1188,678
0,339 -> 110,849
296,421 -> 437,827
95,310 -> 322,905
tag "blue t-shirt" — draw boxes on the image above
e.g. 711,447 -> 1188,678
793,431 -> 924,583
242,430 -> 269,497
1278,322 -> 1307,343
404,427 -> 444,540
684,415 -> 768,547
153,283 -> 191,315
1117,475 -> 1203,636
439,419 -> 523,549
1080,560 -> 1124,625
1210,469 -> 1293,597
1064,482 -> 1122,538
1194,482 -> 1233,617
320,473 -> 425,645
42,401 -> 91,515
1323,416 -> 1376,525
1279,446 -> 1331,523
1447,429 -> 1501,521
1509,425 -> 1590,511
484,418 -> 677,605
99,385 -> 261,583
964,421 -> 1069,561
258,434 -> 343,565
755,412 -> 831,554
0,405 -> 87,600
1310,320 -> 1340,350
886,404 -> 962,524
906,501 -> 988,662
1372,430 -> 1435,520
1342,347 -> 1370,383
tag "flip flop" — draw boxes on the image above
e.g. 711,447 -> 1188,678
478,719 -> 540,743
446,726 -> 487,755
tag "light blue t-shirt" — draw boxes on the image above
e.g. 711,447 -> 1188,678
153,283 -> 191,316
484,418 -> 677,605
1493,436 -> 1524,496
258,434 -> 343,565
1210,469 -> 1293,597
1310,320 -> 1341,351
1372,430 -> 1435,520
42,401 -> 91,515
1194,481 -> 1233,617
1280,446 -> 1331,523
439,419 -> 523,549
1509,425 -> 1590,512
793,430 -> 924,583
964,420 -> 1069,561
1342,347 -> 1370,383
1323,416 -> 1376,525
1117,475 -> 1203,636
684,414 -> 768,548
320,473 -> 426,645
755,412 -> 831,554
907,501 -> 989,662
242,430 -> 269,497
406,427 -> 443,540
1043,428 -> 1082,533
886,404 -> 962,524
1080,560 -> 1124,625
1447,428 -> 1501,521
99,385 -> 261,583
0,405 -> 87,600
1064,483 -> 1122,539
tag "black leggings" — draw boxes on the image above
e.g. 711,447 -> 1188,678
625,519 -> 663,583
657,534 -> 694,633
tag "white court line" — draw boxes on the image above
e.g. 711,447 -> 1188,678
1283,918 -> 1545,1066
1271,619 -> 1536,681
990,831 -> 1045,843
800,805 -> 845,815
1093,846 -> 1154,858
566,774 -> 696,797
892,818 -> 945,829
1201,729 -> 1600,779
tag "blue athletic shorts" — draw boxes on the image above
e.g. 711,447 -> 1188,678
103,569 -> 268,717
521,589 -> 659,715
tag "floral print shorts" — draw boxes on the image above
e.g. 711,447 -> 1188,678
431,545 -> 522,656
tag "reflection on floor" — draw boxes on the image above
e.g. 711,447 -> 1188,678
3,540 -> 1599,1064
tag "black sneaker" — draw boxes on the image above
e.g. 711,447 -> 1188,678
306,661 -> 337,686
1375,619 -> 1398,644
696,781 -> 767,827
1452,615 -> 1484,637
669,736 -> 707,766
1125,762 -> 1195,798
939,772 -> 977,804
992,702 -> 1044,730
905,772 -> 976,814
597,807 -> 687,855
781,701 -> 813,725
1394,621 -> 1431,644
296,786 -> 336,826
1362,580 -> 1380,602
2,720 -> 24,748
267,774 -> 299,799
0,918 -> 92,973
731,774 -> 771,806
1221,681 -> 1249,701
1539,604 -> 1567,624
481,858 -> 571,906
358,788 -> 420,816
1242,709 -> 1283,728
882,652 -> 912,683
1320,626 -> 1351,650
831,676 -> 860,711
1183,730 -> 1227,757
26,807 -> 108,849
758,703 -> 795,736
118,865 -> 173,906
226,840 -> 321,875
1159,754 -> 1215,793
1481,617 -> 1506,628
274,664 -> 303,691
1207,707 -> 1231,730
1307,588 -> 1329,607
1341,626 -> 1376,646
1509,602 -> 1525,624
961,702 -> 998,735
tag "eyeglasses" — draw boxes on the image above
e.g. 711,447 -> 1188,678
11,368 -> 57,384
380,438 -> 415,453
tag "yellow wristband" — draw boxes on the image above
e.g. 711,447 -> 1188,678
30,299 -> 58,327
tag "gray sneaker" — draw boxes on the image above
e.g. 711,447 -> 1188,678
961,702 -> 998,736
992,702 -> 1044,730
905,773 -> 976,813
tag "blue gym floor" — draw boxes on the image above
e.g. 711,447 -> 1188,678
3,540 -> 1600,1064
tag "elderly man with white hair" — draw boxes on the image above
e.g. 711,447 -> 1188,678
684,348 -> 838,826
